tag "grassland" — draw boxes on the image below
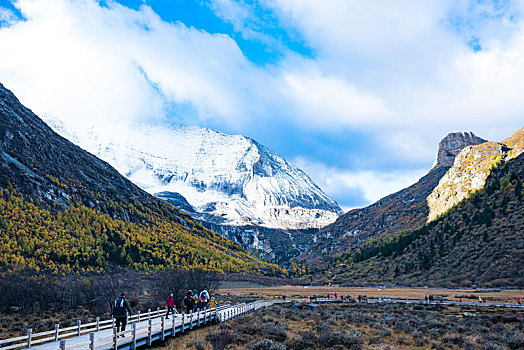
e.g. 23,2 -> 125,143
161,302 -> 524,349
217,285 -> 524,304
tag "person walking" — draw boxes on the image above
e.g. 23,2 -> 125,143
334,292 -> 338,299
193,289 -> 199,312
199,289 -> 210,310
112,293 -> 132,337
184,290 -> 194,314
517,297 -> 521,305
209,297 -> 218,309
166,293 -> 175,319
479,296 -> 483,304
283,294 -> 286,301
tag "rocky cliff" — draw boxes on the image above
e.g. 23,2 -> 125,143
302,131 -> 487,261
432,131 -> 487,170
427,128 -> 523,221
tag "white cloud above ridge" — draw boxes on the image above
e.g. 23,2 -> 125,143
293,156 -> 427,211
1,0 -> 524,208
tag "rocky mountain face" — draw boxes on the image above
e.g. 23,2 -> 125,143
427,128 -> 523,221
0,82 -> 279,274
431,131 -> 487,170
42,115 -> 341,262
44,117 -> 342,231
302,132 -> 487,261
156,190 -> 317,264
313,140 -> 524,288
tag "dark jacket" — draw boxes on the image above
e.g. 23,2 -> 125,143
113,297 -> 132,317
184,295 -> 194,307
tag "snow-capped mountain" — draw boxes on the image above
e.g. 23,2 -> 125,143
43,117 -> 342,230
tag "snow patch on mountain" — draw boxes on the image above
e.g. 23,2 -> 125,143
43,117 -> 342,229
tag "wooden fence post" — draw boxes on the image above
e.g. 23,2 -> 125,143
161,316 -> 165,340
197,311 -> 200,327
113,327 -> 118,350
59,339 -> 66,350
96,317 -> 99,332
132,323 -> 136,350
148,309 -> 151,320
27,328 -> 32,348
181,313 -> 185,333
89,332 -> 95,350
77,320 -> 81,336
138,311 -> 141,322
147,319 -> 152,346
172,314 -> 175,336
54,324 -> 60,341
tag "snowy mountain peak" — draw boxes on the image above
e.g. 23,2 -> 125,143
43,117 -> 342,229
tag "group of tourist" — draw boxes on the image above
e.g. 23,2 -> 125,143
111,289 -> 218,335
183,288 -> 217,314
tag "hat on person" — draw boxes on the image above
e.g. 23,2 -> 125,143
120,292 -> 125,297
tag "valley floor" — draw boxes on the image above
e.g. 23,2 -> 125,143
217,285 -> 524,304
159,302 -> 524,349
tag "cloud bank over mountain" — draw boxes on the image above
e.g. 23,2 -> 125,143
0,0 -> 523,209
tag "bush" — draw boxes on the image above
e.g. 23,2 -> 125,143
206,327 -> 233,350
194,339 -> 209,350
247,339 -> 286,350
262,322 -> 287,342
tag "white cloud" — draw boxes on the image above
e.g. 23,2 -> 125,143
0,0 -> 272,130
294,157 -> 427,211
2,0 -> 524,208
280,66 -> 389,129
265,0 -> 524,148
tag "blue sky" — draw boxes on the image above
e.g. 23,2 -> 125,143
0,0 -> 523,210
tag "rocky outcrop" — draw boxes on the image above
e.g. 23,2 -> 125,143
427,128 -> 524,221
302,131 -> 487,261
432,131 -> 487,170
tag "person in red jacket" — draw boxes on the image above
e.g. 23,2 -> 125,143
166,293 -> 175,319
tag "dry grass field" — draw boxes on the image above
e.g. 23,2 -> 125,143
217,285 -> 524,303
162,302 -> 524,349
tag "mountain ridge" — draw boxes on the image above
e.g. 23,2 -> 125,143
0,82 -> 281,274
43,117 -> 342,230
301,131 -> 487,261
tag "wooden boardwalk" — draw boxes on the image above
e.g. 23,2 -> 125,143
0,300 -> 277,350
1,297 -> 522,350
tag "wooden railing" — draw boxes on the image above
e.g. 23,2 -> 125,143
0,300 -> 274,350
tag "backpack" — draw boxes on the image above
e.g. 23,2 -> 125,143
184,296 -> 193,306
114,298 -> 125,315
199,291 -> 208,302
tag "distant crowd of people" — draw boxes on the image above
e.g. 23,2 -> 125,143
111,288 -> 217,335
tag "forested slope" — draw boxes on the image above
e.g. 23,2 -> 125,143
311,153 -> 524,287
0,83 -> 281,275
